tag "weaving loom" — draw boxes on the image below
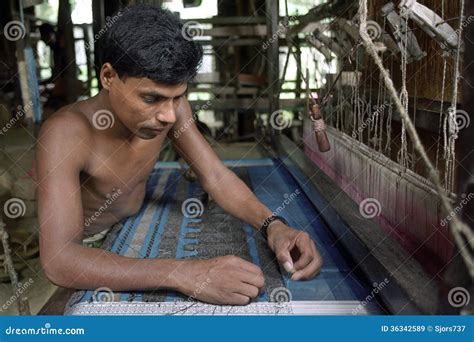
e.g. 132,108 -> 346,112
65,158 -> 384,315
299,0 -> 474,282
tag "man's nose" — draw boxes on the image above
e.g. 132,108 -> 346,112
157,100 -> 177,124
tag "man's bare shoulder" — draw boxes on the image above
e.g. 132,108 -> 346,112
38,105 -> 94,144
37,106 -> 95,172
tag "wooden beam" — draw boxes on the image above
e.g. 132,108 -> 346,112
203,25 -> 267,37
289,0 -> 357,36
266,0 -> 280,125
188,98 -> 305,111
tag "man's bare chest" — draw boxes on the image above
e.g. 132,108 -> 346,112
80,136 -> 164,203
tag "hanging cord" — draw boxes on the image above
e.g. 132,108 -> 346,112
379,16 -> 390,153
351,64 -> 358,137
337,84 -> 343,130
379,59 -> 388,153
373,62 -> 385,151
435,0 -> 447,179
385,90 -> 394,155
352,49 -> 361,139
445,0 -> 465,193
358,54 -> 365,141
411,77 -> 418,170
436,59 -> 448,173
361,79 -> 368,141
397,8 -> 410,170
367,58 -> 374,146
358,0 -> 473,278
384,19 -> 394,156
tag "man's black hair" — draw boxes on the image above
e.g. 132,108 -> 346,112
98,4 -> 203,85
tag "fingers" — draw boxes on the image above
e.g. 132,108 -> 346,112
228,293 -> 252,305
291,248 -> 323,281
225,255 -> 265,288
233,256 -> 264,277
229,274 -> 262,305
233,281 -> 260,300
274,240 -> 296,273
237,269 -> 265,289
292,234 -> 314,271
279,231 -> 322,281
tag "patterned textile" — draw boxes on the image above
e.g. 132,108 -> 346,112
65,158 -> 383,315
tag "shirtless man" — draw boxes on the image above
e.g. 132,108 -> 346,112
36,4 -> 322,305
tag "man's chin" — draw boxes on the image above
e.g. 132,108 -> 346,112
136,129 -> 160,140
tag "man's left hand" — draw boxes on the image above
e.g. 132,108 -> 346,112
266,222 -> 323,280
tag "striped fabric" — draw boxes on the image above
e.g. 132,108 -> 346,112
65,158 -> 383,315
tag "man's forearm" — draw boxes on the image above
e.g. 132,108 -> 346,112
43,243 -> 184,292
201,168 -> 273,230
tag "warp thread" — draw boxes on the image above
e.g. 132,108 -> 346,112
358,0 -> 473,278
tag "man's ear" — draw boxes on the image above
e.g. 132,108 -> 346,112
99,63 -> 118,90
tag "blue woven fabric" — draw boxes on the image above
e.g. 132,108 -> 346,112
67,158 -> 382,311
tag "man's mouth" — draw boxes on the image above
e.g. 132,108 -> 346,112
148,127 -> 166,133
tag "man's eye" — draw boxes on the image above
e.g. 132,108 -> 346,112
143,97 -> 156,104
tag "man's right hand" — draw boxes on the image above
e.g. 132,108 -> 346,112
175,255 -> 265,305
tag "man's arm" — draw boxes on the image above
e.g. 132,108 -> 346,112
170,101 -> 272,228
170,99 -> 323,280
36,113 -> 182,291
37,112 -> 263,304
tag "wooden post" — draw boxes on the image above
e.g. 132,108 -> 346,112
266,0 -> 280,137
57,0 -> 78,104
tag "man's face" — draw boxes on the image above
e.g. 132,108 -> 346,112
103,66 -> 187,140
